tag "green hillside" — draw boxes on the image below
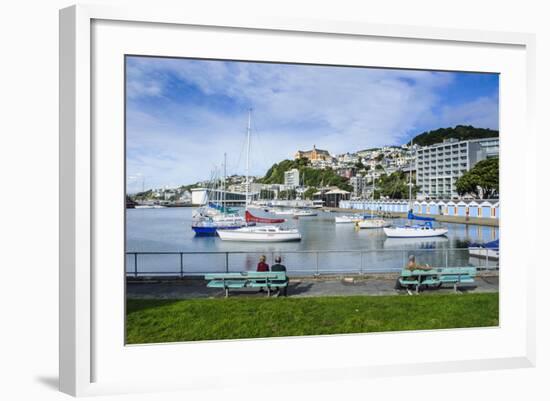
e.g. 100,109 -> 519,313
412,125 -> 498,147
258,158 -> 352,192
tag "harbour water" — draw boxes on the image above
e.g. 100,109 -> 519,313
126,207 -> 499,276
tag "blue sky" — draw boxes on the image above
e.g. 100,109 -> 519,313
126,56 -> 498,192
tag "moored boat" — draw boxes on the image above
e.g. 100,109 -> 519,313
469,239 -> 499,260
270,208 -> 296,215
334,215 -> 368,224
217,225 -> 302,242
245,210 -> 286,224
383,222 -> 448,238
356,218 -> 390,229
293,209 -> 317,217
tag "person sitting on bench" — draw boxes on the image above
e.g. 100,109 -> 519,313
406,255 -> 431,271
395,255 -> 431,290
256,255 -> 269,272
270,256 -> 289,296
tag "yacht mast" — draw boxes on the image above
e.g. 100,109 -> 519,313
245,109 -> 251,208
223,152 -> 227,211
371,173 -> 375,218
408,139 -> 413,212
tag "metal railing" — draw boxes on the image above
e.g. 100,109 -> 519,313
125,247 -> 499,278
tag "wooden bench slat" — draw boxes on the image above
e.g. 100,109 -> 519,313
207,280 -> 247,289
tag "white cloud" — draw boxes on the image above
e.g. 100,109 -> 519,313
439,96 -> 499,130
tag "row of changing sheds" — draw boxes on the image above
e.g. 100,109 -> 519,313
341,199 -> 499,219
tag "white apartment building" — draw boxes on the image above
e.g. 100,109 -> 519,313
350,175 -> 367,197
284,168 -> 301,187
416,137 -> 499,198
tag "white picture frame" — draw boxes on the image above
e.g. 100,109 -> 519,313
59,4 -> 536,397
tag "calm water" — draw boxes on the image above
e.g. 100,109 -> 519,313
126,207 -> 499,276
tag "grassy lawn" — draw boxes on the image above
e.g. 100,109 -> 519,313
126,293 -> 499,344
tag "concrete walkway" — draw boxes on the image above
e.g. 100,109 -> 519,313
127,274 -> 499,299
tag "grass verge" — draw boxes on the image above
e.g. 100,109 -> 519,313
126,293 -> 498,344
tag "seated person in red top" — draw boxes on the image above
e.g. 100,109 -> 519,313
256,255 -> 269,272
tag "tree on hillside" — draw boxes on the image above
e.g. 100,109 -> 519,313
455,158 -> 499,199
259,159 -> 352,192
134,189 -> 153,200
376,171 -> 418,199
303,187 -> 318,200
412,125 -> 498,147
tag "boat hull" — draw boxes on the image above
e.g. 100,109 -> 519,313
383,227 -> 448,238
468,248 -> 499,260
335,215 -> 362,224
357,219 -> 390,229
192,225 -> 243,236
217,230 -> 301,242
293,211 -> 317,217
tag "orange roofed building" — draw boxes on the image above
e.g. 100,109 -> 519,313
294,145 -> 332,161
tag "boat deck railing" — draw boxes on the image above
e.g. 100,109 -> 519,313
125,247 -> 499,278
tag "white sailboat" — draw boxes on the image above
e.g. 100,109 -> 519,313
382,224 -> 448,238
468,239 -> 499,260
293,209 -> 317,217
383,141 -> 448,238
334,215 -> 365,224
358,218 -> 390,229
270,208 -> 296,215
217,225 -> 301,242
218,109 -> 302,242
356,174 -> 390,229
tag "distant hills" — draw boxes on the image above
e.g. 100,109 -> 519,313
412,125 -> 499,147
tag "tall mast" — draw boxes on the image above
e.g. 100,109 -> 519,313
408,139 -> 413,211
371,173 -> 375,218
223,152 -> 227,212
245,109 -> 251,208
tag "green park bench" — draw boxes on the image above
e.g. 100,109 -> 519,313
398,267 -> 477,294
204,271 -> 288,297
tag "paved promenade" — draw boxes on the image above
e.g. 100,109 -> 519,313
127,274 -> 499,299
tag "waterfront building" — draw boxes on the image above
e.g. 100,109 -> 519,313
284,168 -> 300,187
295,145 -> 333,162
350,175 -> 368,198
456,201 -> 468,217
437,200 -> 447,215
190,187 -> 258,206
468,201 -> 481,217
420,200 -> 428,214
480,200 -> 499,218
314,187 -> 350,207
179,190 -> 192,203
428,200 -> 439,215
446,201 -> 457,216
416,137 -> 500,198
340,198 -> 499,220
